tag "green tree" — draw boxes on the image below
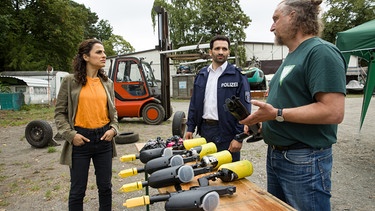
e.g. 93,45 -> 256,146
153,0 -> 251,49
103,35 -> 135,56
165,0 -> 200,47
198,0 -> 250,45
322,0 -> 375,44
95,19 -> 113,41
0,0 -> 23,71
0,0 -> 133,73
1,0 -> 93,72
81,6 -> 100,39
151,0 -> 251,67
0,82 -> 12,93
235,44 -> 247,68
26,0 -> 89,72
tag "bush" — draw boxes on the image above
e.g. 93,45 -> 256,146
0,82 -> 11,93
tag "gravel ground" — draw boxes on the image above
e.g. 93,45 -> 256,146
0,96 -> 374,211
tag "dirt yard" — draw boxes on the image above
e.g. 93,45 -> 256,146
0,97 -> 374,211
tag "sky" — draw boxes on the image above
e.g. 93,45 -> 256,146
73,0 -> 324,52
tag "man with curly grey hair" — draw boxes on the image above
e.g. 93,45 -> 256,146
240,1 -> 347,210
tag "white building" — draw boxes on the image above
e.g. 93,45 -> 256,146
121,42 -> 287,97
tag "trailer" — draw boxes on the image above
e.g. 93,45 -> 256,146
0,70 -> 69,104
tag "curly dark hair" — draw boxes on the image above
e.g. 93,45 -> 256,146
280,0 -> 323,36
72,39 -> 108,85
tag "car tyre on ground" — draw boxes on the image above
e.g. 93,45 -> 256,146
25,120 -> 53,148
115,132 -> 139,144
172,111 -> 186,138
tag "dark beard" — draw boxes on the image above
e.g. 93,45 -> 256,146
212,55 -> 227,66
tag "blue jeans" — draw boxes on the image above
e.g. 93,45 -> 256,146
200,123 -> 240,161
69,125 -> 113,211
266,146 -> 332,211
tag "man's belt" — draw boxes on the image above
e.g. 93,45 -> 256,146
269,142 -> 312,151
203,119 -> 219,126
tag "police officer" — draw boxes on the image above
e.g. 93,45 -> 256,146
184,35 -> 251,161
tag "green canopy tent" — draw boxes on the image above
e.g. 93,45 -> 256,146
336,19 -> 375,130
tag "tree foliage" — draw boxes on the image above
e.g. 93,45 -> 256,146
322,0 -> 375,44
103,35 -> 135,56
151,0 -> 251,67
95,19 -> 113,41
0,0 -> 133,72
198,0 -> 250,44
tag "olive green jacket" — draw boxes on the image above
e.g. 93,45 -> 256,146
55,74 -> 118,167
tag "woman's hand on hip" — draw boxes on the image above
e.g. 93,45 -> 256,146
72,134 -> 90,146
101,129 -> 116,141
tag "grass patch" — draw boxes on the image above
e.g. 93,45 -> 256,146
23,163 -> 31,168
10,182 -> 18,190
0,100 -> 190,128
45,190 -> 52,200
346,93 -> 364,98
12,162 -> 23,166
0,200 -> 10,206
0,175 -> 7,182
30,185 -> 40,191
53,185 -> 61,191
0,104 -> 54,127
47,147 -> 57,153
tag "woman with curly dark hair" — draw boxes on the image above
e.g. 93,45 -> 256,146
55,39 -> 118,211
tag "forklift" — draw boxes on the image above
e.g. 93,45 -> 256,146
104,6 -> 173,125
105,56 -> 170,125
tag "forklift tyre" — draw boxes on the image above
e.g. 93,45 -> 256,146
172,111 -> 186,138
25,120 -> 53,148
142,103 -> 165,125
115,132 -> 139,144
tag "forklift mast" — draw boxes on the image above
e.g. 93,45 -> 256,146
155,6 -> 172,120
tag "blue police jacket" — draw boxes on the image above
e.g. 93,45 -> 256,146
186,63 -> 251,141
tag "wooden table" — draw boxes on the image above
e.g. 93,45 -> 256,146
134,143 -> 296,211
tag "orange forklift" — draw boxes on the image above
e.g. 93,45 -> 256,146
105,56 -> 172,125
103,7 -> 174,125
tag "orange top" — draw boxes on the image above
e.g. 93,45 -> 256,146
75,77 -> 110,129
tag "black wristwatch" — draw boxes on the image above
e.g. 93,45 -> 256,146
275,108 -> 284,122
233,136 -> 243,143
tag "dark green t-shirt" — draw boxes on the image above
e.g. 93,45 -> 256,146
263,37 -> 347,148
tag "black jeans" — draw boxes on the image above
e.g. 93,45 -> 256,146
69,124 -> 113,211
